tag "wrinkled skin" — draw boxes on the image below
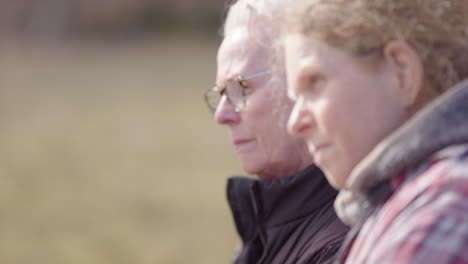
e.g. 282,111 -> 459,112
214,28 -> 312,179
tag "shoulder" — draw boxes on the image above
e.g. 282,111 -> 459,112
396,143 -> 468,213
350,144 -> 468,263
382,144 -> 468,215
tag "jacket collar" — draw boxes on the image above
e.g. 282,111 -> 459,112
227,164 -> 337,242
335,79 -> 468,226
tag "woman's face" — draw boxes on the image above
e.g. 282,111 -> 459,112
284,34 -> 408,189
214,29 -> 312,179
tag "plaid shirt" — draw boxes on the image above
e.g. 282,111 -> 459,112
343,144 -> 468,264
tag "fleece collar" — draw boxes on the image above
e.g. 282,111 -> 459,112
335,78 -> 468,226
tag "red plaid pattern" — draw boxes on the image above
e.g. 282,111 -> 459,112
343,144 -> 468,264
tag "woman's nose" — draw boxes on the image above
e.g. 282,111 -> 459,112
214,95 -> 241,125
288,98 -> 314,137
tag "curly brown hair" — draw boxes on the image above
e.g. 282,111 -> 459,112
286,0 -> 468,100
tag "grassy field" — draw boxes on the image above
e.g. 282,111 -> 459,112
0,35 -> 242,263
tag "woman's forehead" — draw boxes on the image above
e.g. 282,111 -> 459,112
217,31 -> 272,81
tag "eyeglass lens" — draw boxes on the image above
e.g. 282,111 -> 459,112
207,79 -> 244,113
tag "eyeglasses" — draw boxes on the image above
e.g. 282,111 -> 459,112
204,70 -> 271,113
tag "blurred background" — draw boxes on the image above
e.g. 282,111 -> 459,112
0,0 -> 243,263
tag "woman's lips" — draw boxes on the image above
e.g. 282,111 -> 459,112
309,143 -> 330,155
233,139 -> 255,150
234,139 -> 253,145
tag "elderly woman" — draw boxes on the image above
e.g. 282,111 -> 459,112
283,0 -> 468,263
204,0 -> 348,263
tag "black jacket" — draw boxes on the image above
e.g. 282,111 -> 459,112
227,165 -> 349,264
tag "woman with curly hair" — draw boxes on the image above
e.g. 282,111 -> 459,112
283,0 -> 468,263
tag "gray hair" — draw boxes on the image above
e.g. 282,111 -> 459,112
222,0 -> 293,126
223,0 -> 284,48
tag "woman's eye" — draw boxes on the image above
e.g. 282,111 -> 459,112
310,74 -> 323,86
243,87 -> 254,97
219,88 -> 227,96
241,81 -> 254,94
303,75 -> 324,95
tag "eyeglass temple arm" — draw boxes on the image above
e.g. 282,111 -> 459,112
239,70 -> 272,81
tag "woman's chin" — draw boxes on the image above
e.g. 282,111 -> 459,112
320,167 -> 348,190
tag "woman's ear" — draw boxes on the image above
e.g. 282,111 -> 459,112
383,40 -> 423,108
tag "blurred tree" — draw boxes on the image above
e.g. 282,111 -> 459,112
25,0 -> 76,40
0,0 -> 224,40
